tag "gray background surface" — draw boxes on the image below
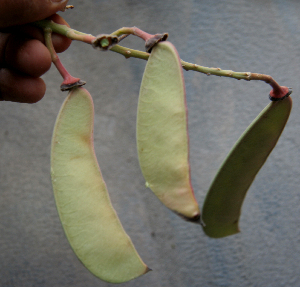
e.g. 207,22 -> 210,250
1,0 -> 300,286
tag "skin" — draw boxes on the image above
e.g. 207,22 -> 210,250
202,96 -> 292,238
136,41 -> 200,222
0,0 -> 71,103
51,87 -> 149,283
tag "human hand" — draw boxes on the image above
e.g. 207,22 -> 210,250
0,0 -> 72,103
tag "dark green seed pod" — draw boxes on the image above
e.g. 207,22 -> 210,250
202,96 -> 292,238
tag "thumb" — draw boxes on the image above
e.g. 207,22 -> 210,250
0,0 -> 69,28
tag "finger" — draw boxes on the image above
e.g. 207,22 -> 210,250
0,0 -> 69,28
0,68 -> 46,103
5,35 -> 52,78
17,14 -> 72,53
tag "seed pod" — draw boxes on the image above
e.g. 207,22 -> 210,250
51,87 -> 149,283
202,96 -> 292,238
136,41 -> 200,222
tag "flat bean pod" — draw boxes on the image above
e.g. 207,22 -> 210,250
202,96 -> 292,238
136,41 -> 200,222
51,87 -> 149,283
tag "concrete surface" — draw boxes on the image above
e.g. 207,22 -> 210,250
1,0 -> 300,286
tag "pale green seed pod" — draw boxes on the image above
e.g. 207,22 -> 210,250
51,87 -> 149,283
202,96 -> 292,238
136,41 -> 200,222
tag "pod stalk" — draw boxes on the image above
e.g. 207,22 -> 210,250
269,86 -> 292,101
43,27 -> 86,91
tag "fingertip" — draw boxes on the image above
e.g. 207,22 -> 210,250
0,69 -> 46,103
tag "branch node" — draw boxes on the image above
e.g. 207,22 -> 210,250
182,64 -> 188,71
124,50 -> 132,59
245,72 -> 251,81
92,34 -> 119,51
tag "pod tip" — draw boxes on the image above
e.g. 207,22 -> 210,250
175,212 -> 204,225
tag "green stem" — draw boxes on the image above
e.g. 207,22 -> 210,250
180,62 -> 282,91
110,45 -> 149,60
34,20 -> 95,44
110,27 -> 153,41
33,20 -> 284,92
110,45 -> 281,91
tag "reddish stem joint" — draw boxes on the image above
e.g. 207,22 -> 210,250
130,27 -> 168,52
53,55 -> 86,91
145,33 -> 168,53
269,86 -> 292,101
